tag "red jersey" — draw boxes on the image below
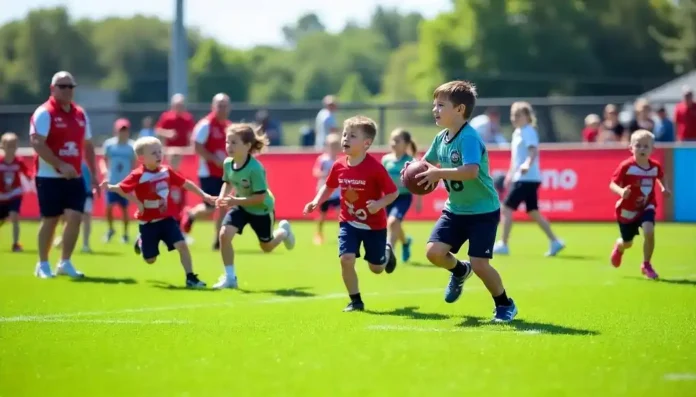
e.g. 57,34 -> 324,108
611,157 -> 663,223
674,101 -> 696,141
582,127 -> 599,143
193,112 -> 231,178
0,157 -> 32,202
155,110 -> 195,147
325,154 -> 397,230
29,96 -> 91,178
169,185 -> 187,222
118,165 -> 187,222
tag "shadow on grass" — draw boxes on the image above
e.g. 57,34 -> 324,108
78,251 -> 123,257
72,276 -> 137,285
458,316 -> 599,336
365,306 -> 451,321
406,261 -> 438,269
147,280 -> 218,292
232,249 -> 271,255
237,286 -> 317,298
626,276 -> 696,286
555,254 -> 596,260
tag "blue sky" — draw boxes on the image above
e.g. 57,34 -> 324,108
2,0 -> 452,48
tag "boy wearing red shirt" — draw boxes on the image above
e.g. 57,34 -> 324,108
609,129 -> 671,279
304,116 -> 399,312
0,132 -> 33,252
101,136 -> 216,288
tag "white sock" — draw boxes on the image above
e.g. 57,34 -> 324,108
225,265 -> 236,279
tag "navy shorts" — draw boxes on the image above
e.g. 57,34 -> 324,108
200,176 -> 224,208
0,198 -> 22,221
35,177 -> 86,218
222,207 -> 275,243
386,193 -> 413,221
338,222 -> 388,264
504,181 -> 541,212
320,197 -> 341,213
138,217 -> 185,259
618,209 -> 655,243
428,209 -> 501,259
106,191 -> 129,208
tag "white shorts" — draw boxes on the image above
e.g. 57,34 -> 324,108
83,197 -> 93,214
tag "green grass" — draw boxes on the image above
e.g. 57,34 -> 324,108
1,221 -> 695,396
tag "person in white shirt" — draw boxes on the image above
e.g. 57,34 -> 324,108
469,107 -> 507,145
314,95 -> 339,150
493,102 -> 565,257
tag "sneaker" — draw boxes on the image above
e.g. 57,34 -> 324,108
34,262 -> 54,279
493,241 -> 509,255
55,261 -> 84,279
313,233 -> 324,246
279,220 -> 295,250
385,243 -> 397,274
402,237 -> 412,263
103,229 -> 115,243
343,301 -> 365,312
180,210 -> 194,234
121,235 -> 129,244
81,246 -> 93,254
545,240 -> 565,257
641,262 -> 659,280
212,275 -> 238,289
610,242 -> 623,268
492,299 -> 518,323
186,274 -> 206,288
134,236 -> 142,256
444,261 -> 473,303
11,243 -> 23,253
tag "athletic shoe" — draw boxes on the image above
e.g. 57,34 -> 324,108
492,299 -> 518,323
212,275 -> 238,289
610,242 -> 623,268
641,262 -> 659,280
34,262 -> 54,279
545,240 -> 565,257
444,261 -> 473,303
343,301 -> 365,312
55,261 -> 84,279
279,220 -> 295,250
385,243 -> 397,274
402,237 -> 412,263
185,274 -> 206,288
493,241 -> 509,255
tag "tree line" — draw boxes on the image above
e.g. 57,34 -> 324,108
0,0 -> 695,106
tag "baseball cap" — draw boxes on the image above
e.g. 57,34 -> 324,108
114,118 -> 131,131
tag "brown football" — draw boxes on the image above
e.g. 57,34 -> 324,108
400,161 -> 437,196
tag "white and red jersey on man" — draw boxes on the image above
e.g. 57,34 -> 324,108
611,157 -> 664,223
193,113 -> 230,178
0,157 -> 32,202
29,96 -> 92,178
118,165 -> 187,222
325,154 -> 397,230
155,110 -> 195,147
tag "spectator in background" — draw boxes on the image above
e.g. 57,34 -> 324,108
600,104 -> 626,142
628,98 -> 655,135
654,106 -> 675,142
582,114 -> 600,143
315,95 -> 339,150
675,85 -> 696,142
470,107 -> 507,145
256,110 -> 283,146
155,94 -> 195,169
138,116 -> 155,138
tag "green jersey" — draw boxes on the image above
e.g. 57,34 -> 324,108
424,124 -> 499,215
382,153 -> 413,195
222,156 -> 275,215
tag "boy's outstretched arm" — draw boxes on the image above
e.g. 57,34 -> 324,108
183,180 -> 216,205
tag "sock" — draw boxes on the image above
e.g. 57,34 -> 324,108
349,293 -> 362,303
493,290 -> 512,307
225,265 -> 236,279
449,260 -> 468,278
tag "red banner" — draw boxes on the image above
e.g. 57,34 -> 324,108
15,148 -> 665,222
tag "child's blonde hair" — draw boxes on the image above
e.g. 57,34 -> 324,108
344,116 -> 378,141
227,123 -> 269,154
511,101 -> 537,127
325,133 -> 340,146
630,129 -> 655,145
1,132 -> 18,145
390,128 -> 417,156
584,114 -> 600,126
133,136 -> 162,156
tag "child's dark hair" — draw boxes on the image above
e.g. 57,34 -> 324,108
391,128 -> 417,156
226,123 -> 269,154
344,116 -> 378,141
433,80 -> 478,120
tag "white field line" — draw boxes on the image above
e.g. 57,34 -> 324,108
0,318 -> 187,325
366,325 -> 543,335
663,373 -> 696,381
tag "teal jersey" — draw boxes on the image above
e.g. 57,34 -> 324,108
222,156 -> 275,215
103,137 -> 136,184
382,153 -> 413,195
424,124 -> 499,215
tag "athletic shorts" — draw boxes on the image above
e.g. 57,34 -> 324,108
200,176 -> 224,209
428,209 -> 500,259
0,198 -> 21,221
320,198 -> 341,213
386,193 -> 413,221
138,217 -> 185,259
106,192 -> 129,208
222,206 -> 275,243
35,177 -> 86,218
504,181 -> 541,212
338,222 -> 388,264
618,209 -> 656,243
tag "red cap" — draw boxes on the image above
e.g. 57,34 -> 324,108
114,118 -> 131,131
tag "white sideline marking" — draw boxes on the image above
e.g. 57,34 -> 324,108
0,317 -> 187,325
664,373 -> 696,381
367,325 -> 543,335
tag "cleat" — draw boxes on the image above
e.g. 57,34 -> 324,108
279,220 -> 295,250
545,240 -> 565,257
493,241 -> 509,255
103,229 -> 115,243
180,210 -> 194,234
610,242 -> 623,268
186,274 -> 206,288
81,246 -> 93,254
34,262 -> 54,279
11,243 -> 23,253
385,243 -> 397,274
134,236 -> 142,256
55,261 -> 84,279
444,261 -> 473,303
121,235 -> 129,244
313,233 -> 324,246
402,236 -> 412,263
641,262 -> 659,280
343,301 -> 365,312
492,299 -> 518,323
212,275 -> 238,289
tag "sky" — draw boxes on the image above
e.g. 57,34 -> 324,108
2,0 -> 452,48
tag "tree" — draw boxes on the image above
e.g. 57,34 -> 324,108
189,40 -> 251,102
370,7 -> 423,50
338,73 -> 372,102
282,13 -> 326,47
652,0 -> 696,74
381,43 -> 420,101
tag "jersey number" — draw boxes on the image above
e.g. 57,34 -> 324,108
346,202 -> 368,221
443,180 -> 464,192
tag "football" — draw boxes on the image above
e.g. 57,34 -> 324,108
401,161 -> 437,195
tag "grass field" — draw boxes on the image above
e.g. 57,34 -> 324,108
1,220 -> 695,396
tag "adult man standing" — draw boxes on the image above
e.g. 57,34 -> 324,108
181,93 -> 231,250
30,71 -> 98,279
675,86 -> 696,142
155,93 -> 195,169
470,107 -> 507,145
314,95 -> 338,150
